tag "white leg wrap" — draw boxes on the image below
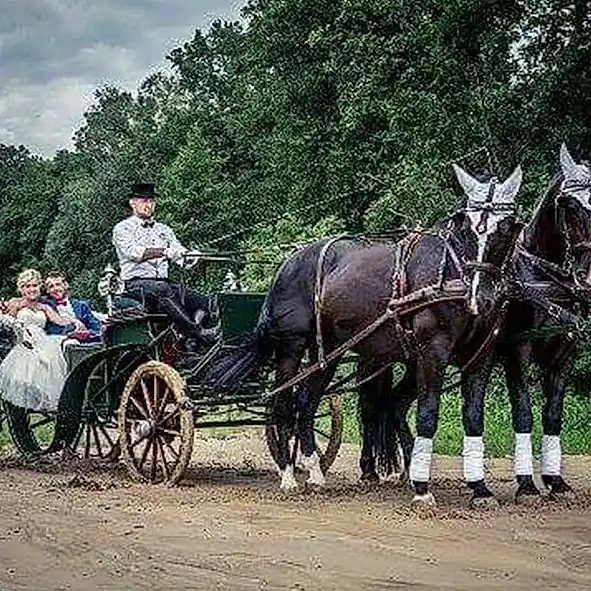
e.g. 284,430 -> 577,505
301,451 -> 325,486
409,436 -> 433,482
541,435 -> 561,476
462,436 -> 484,482
514,432 -> 533,476
280,465 -> 298,490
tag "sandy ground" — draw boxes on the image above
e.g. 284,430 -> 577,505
0,434 -> 590,590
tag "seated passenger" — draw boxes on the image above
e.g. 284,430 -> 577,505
42,271 -> 102,342
0,269 -> 76,412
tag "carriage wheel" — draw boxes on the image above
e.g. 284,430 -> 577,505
67,358 -> 120,461
70,412 -> 120,461
119,361 -> 194,485
3,402 -> 57,457
265,394 -> 343,475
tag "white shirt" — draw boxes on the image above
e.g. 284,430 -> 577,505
112,215 -> 188,281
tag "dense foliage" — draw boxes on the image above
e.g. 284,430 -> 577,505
2,0 -> 591,409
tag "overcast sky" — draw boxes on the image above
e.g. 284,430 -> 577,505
0,0 -> 243,157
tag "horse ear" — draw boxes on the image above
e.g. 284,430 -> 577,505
452,163 -> 481,198
497,165 -> 522,203
560,143 -> 585,181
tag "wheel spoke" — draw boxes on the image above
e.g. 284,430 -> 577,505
162,436 -> 180,460
313,427 -> 331,440
129,394 -> 149,419
161,407 -> 180,426
158,427 -> 181,437
92,423 -> 103,458
136,438 -> 151,471
156,436 -> 171,480
153,375 -> 159,412
96,421 -> 115,449
140,379 -> 154,418
150,438 -> 158,481
84,424 -> 91,458
156,387 -> 171,419
72,425 -> 84,451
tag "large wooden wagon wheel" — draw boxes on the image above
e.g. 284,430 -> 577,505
265,394 -> 343,475
119,361 -> 194,484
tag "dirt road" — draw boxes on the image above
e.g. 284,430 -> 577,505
0,434 -> 590,590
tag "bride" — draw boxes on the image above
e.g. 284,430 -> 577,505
0,268 -> 86,413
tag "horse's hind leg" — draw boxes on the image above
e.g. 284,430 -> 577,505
461,353 -> 497,508
540,342 -> 576,498
271,339 -> 307,491
503,344 -> 540,502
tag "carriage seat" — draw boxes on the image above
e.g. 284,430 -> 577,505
61,338 -> 104,371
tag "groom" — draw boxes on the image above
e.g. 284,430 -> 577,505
42,271 -> 102,341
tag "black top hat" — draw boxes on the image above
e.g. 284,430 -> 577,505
128,182 -> 158,199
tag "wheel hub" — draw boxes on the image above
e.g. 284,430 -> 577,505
131,419 -> 154,444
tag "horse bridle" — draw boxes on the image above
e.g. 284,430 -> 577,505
554,179 -> 591,286
444,178 -> 520,288
508,178 -> 591,330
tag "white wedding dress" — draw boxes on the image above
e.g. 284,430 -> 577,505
0,308 -> 67,412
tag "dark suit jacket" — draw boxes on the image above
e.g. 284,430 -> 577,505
42,296 -> 101,340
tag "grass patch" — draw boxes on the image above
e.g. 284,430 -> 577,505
339,378 -> 591,457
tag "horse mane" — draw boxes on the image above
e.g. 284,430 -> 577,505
522,172 -> 565,262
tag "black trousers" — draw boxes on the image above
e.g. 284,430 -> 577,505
125,278 -> 210,338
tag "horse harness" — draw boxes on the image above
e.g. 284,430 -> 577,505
508,179 -> 591,340
263,205 -> 518,402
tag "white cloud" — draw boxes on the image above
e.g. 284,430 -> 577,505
0,0 -> 244,157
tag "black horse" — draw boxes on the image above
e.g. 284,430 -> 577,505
206,164 -> 524,507
387,144 -> 591,504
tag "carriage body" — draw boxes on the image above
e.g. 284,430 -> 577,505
0,285 -> 343,485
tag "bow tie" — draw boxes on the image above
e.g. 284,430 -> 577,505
55,298 -> 68,306
142,220 -> 155,228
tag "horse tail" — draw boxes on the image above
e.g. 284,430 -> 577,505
204,302 -> 276,394
374,383 -> 397,478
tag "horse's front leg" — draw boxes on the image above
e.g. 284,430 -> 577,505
296,360 -> 339,487
503,343 -> 540,502
540,340 -> 576,498
461,352 -> 497,508
410,334 -> 449,509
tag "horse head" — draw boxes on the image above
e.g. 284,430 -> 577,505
450,163 -> 524,315
555,143 -> 591,286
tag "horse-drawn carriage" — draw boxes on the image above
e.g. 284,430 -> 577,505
0,269 -> 345,485
0,144 -> 590,510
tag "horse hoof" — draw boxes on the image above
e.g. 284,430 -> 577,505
411,492 -> 437,516
515,490 -> 541,506
378,471 -> 400,486
359,472 -> 379,486
305,473 -> 326,488
515,476 -> 540,505
470,495 -> 499,511
543,475 -> 576,500
280,467 -> 299,491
